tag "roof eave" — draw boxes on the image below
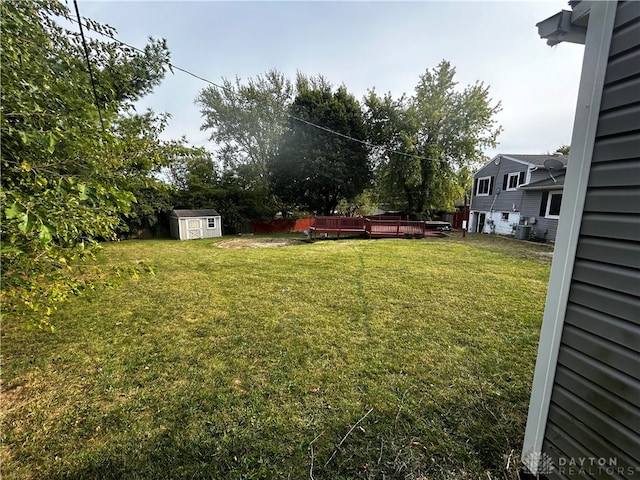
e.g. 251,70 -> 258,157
519,184 -> 565,192
500,155 -> 538,167
536,9 -> 587,46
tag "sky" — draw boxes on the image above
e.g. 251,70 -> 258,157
76,0 -> 586,160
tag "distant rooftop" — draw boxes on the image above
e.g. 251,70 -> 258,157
172,209 -> 220,217
499,154 -> 569,167
519,173 -> 567,190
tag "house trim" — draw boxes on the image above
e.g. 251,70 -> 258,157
543,190 -> 563,219
518,185 -> 565,192
506,172 -> 521,191
521,0 -> 618,473
500,155 -> 543,167
476,176 -> 492,196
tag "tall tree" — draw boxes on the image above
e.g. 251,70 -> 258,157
365,61 -> 502,217
271,76 -> 371,215
0,0 -> 184,326
196,70 -> 293,189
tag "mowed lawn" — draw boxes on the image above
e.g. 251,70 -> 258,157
2,233 -> 553,479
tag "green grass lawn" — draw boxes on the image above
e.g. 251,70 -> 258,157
2,233 -> 553,479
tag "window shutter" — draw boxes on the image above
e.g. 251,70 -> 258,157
540,191 -> 549,216
503,175 -> 508,190
473,178 -> 477,195
519,172 -> 526,186
489,176 -> 494,195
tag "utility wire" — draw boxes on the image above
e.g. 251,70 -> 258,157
73,0 -> 104,131
67,13 -> 432,162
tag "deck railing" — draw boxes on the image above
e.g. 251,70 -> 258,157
308,216 -> 448,239
365,218 -> 426,237
311,216 -> 365,231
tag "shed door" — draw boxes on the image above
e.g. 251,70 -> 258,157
186,219 -> 203,239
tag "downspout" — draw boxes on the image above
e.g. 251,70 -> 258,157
486,158 -> 504,234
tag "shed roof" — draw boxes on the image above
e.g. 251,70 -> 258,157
172,209 -> 220,218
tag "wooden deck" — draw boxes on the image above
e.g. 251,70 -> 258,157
309,216 -> 449,240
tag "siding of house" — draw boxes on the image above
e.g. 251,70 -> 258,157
470,158 -> 532,233
527,168 -> 558,185
519,190 -> 563,242
471,158 -> 529,212
540,1 -> 640,475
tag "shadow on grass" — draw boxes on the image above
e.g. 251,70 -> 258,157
48,390 -> 524,480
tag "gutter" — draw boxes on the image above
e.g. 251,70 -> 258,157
517,185 -> 564,192
536,10 -> 587,46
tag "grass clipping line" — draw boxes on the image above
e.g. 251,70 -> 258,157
324,407 -> 375,468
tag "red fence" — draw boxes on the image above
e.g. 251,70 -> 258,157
254,215 -> 451,238
452,206 -> 470,229
252,218 -> 313,234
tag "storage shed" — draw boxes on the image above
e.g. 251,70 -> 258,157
169,209 -> 222,240
521,1 -> 639,477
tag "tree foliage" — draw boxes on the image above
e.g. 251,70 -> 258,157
270,75 -> 371,215
169,156 -> 275,234
111,112 -> 209,237
0,0 -> 188,326
196,70 -> 293,186
364,61 -> 502,217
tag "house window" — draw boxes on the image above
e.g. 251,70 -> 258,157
476,176 -> 491,196
503,172 -> 527,191
546,193 -> 562,218
540,191 -> 563,219
507,173 -> 520,190
207,218 -> 216,229
501,212 -> 509,221
502,172 -> 527,191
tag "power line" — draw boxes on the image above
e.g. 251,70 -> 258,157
66,13 -> 433,162
73,0 -> 104,131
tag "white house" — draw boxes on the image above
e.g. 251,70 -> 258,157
169,209 -> 222,240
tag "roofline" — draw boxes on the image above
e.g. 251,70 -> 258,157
475,154 -> 567,176
500,155 -> 540,167
518,184 -> 565,192
171,210 -> 221,218
530,164 -> 568,173
474,154 -> 536,176
537,9 -> 587,46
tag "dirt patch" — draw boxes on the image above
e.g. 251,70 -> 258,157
216,237 -> 304,249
